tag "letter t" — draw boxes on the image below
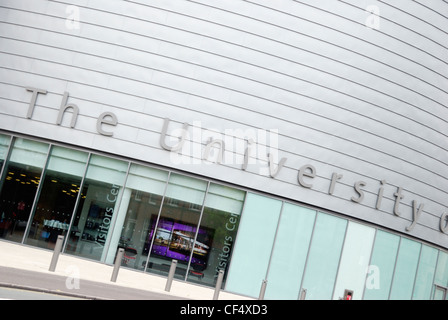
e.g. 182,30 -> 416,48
393,187 -> 404,217
26,87 -> 47,119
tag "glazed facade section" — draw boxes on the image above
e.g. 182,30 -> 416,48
229,193 -> 448,300
0,0 -> 447,248
1,133 -> 447,300
0,134 -> 245,288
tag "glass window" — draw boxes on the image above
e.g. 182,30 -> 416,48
434,251 -> 448,289
225,193 -> 282,298
25,146 -> 89,249
332,222 -> 375,300
186,183 -> 245,287
363,230 -> 400,300
145,173 -> 208,280
0,134 -> 11,171
0,134 -> 11,202
264,203 -> 316,300
104,164 -> 169,267
389,238 -> 421,300
300,212 -> 347,300
413,245 -> 438,300
65,155 -> 128,262
433,286 -> 447,300
0,138 -> 49,243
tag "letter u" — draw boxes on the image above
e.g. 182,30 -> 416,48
159,118 -> 189,152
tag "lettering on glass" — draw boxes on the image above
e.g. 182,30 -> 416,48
96,184 -> 120,246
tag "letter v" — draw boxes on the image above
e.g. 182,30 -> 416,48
268,153 -> 286,178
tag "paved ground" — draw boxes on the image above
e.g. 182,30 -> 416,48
0,285 -> 87,300
0,266 -> 180,300
0,240 -> 253,300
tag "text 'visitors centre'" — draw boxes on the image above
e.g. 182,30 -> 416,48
0,0 -> 447,300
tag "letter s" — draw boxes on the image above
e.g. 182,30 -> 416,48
351,181 -> 366,203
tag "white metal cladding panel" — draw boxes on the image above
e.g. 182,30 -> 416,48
0,0 -> 447,247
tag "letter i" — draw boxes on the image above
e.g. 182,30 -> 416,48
242,138 -> 254,170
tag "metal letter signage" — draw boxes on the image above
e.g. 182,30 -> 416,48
25,88 -> 118,136
22,88 -> 448,239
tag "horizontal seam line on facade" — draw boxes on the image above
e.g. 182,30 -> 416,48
195,0 -> 448,69
2,60 -> 448,178
1,32 -> 447,134
1,31 -> 447,135
2,58 -> 448,179
186,0 -> 448,102
1,100 -> 448,207
339,0 -> 448,42
2,52 -> 446,159
295,0 -> 448,51
5,2 -> 448,95
2,39 -> 447,143
381,0 -> 448,29
2,19 -> 448,114
2,80 -> 448,179
3,8 -> 448,129
124,0 -> 448,79
135,0 -> 448,70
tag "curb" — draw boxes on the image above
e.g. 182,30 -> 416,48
0,282 -> 109,300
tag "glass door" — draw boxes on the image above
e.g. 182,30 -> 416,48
24,146 -> 89,249
0,138 -> 49,243
434,286 -> 447,300
65,154 -> 128,262
144,173 -> 207,280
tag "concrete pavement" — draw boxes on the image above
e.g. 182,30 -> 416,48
0,240 -> 253,300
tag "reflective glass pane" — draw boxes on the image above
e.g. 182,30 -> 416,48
413,245 -> 438,300
145,173 -> 208,279
0,138 -> 49,243
434,251 -> 448,288
0,134 -> 11,170
265,203 -> 316,300
0,134 -> 11,202
225,193 -> 282,298
105,164 -> 169,267
433,286 -> 447,300
25,146 -> 88,249
363,230 -> 400,300
333,222 -> 375,300
389,238 -> 421,300
300,212 -> 347,300
65,155 -> 128,261
186,183 -> 245,287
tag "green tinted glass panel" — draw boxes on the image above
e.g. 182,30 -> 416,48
225,193 -> 282,298
364,230 -> 400,300
301,212 -> 347,300
265,203 -> 316,300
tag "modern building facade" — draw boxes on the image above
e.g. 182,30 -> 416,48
0,0 -> 447,300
